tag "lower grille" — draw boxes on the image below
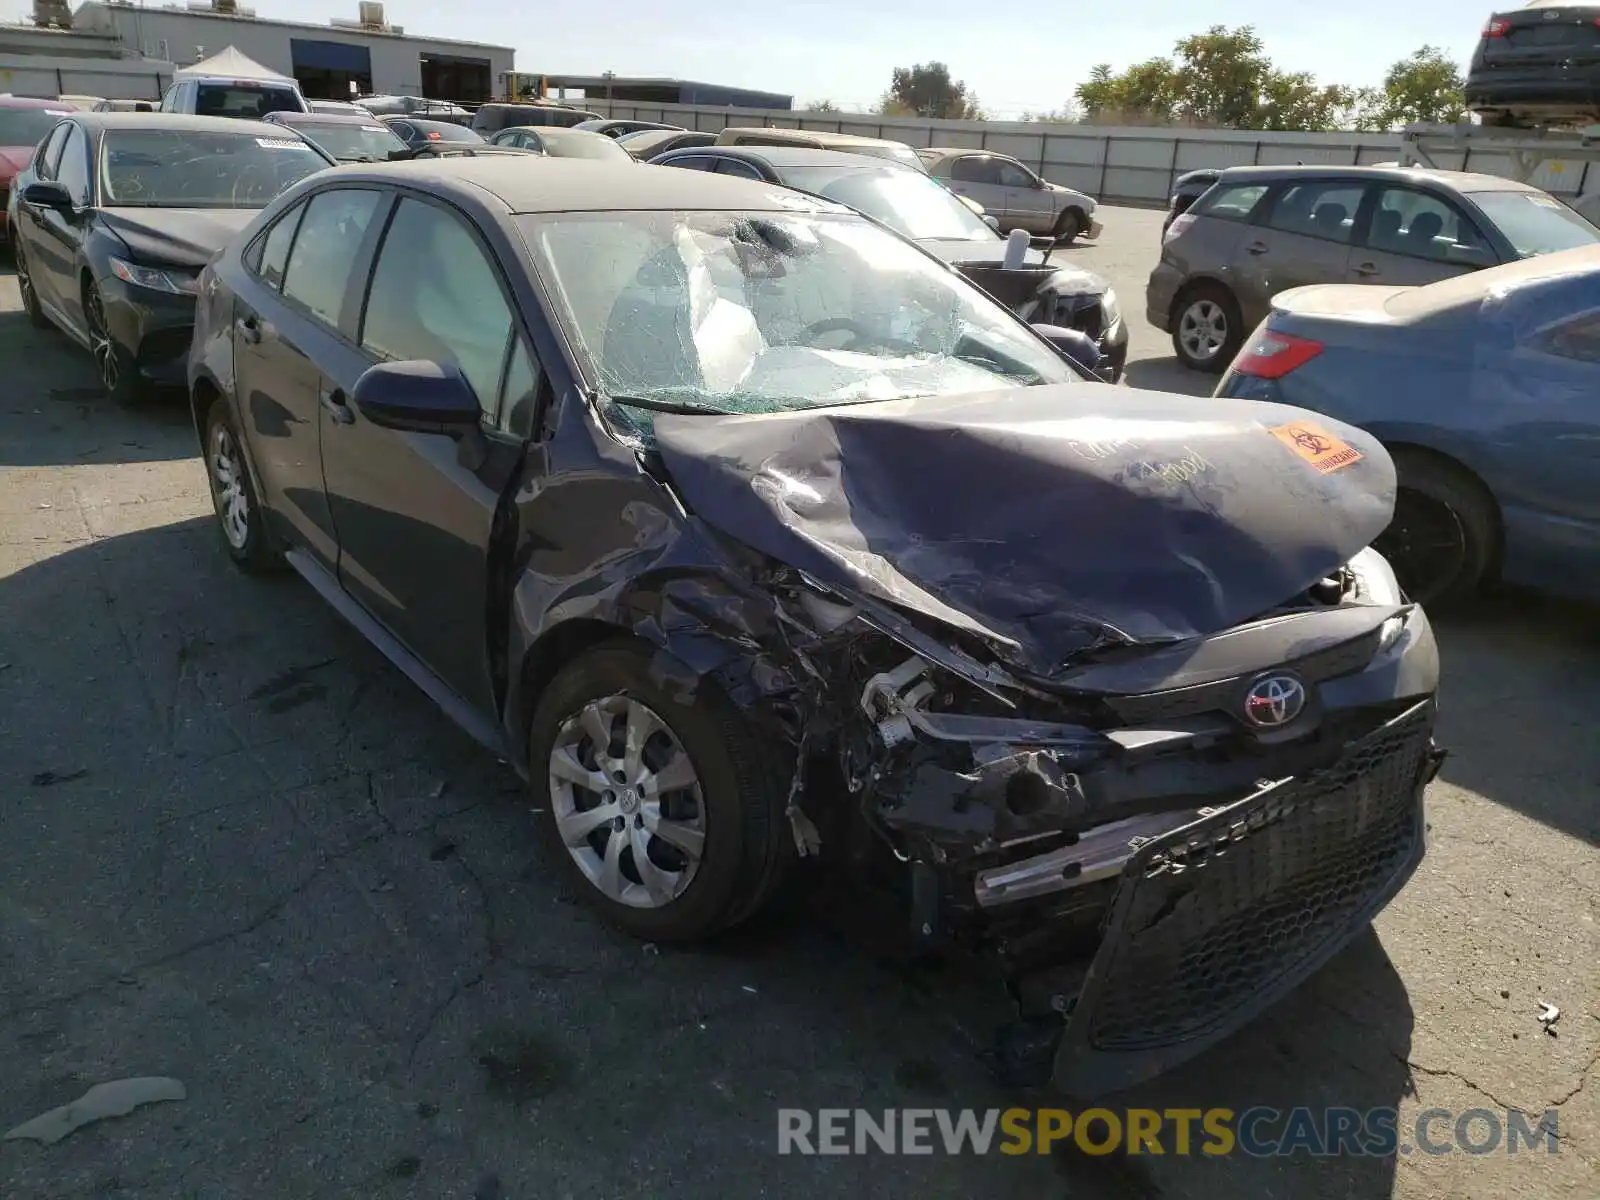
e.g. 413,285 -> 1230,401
1052,699 -> 1434,1092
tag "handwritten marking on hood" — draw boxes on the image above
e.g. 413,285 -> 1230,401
1135,446 -> 1216,487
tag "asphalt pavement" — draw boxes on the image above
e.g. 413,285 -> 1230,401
0,207 -> 1594,1199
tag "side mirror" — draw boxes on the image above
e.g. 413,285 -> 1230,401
1031,322 -> 1101,373
21,180 -> 74,212
983,214 -> 1000,232
351,360 -> 482,436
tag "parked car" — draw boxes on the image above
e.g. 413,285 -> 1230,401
307,99 -> 371,117
54,94 -> 104,112
263,111 -> 409,163
488,126 -> 635,162
650,145 -> 1128,376
713,126 -> 927,171
7,113 -> 334,403
1467,2 -> 1600,126
615,128 -> 715,160
188,156 -> 1442,1094
381,116 -> 486,150
469,102 -> 601,135
573,118 -> 684,139
161,73 -> 308,118
918,147 -> 1100,242
0,96 -> 75,246
1148,164 -> 1600,371
357,95 -> 471,123
1165,167 -> 1221,234
1216,246 -> 1600,606
92,98 -> 156,113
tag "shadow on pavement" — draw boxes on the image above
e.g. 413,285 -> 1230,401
1121,355 -> 1215,398
0,308 -> 197,466
0,517 -> 1419,1198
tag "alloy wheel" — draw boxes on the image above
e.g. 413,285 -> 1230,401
1178,299 -> 1227,362
16,248 -> 36,312
547,694 -> 706,910
85,285 -> 120,394
1374,487 -> 1469,606
209,421 -> 251,550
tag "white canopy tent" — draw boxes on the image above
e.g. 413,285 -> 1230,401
173,46 -> 296,87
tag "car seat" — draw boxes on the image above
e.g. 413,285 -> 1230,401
1312,202 -> 1348,237
1405,211 -> 1445,257
1373,209 -> 1403,249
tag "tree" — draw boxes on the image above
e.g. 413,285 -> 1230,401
1373,46 -> 1467,128
1172,25 -> 1274,128
1258,72 -> 1355,132
1076,59 -> 1182,125
880,62 -> 983,120
805,99 -> 841,114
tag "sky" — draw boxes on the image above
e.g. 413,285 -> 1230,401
4,0 -> 1490,117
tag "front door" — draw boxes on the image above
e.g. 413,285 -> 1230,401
945,155 -> 1011,224
318,193 -> 528,714
1231,179 -> 1368,329
1347,185 -> 1489,287
233,186 -> 387,568
20,123 -> 83,323
994,158 -> 1054,234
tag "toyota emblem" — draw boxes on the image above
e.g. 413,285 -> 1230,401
1244,675 -> 1307,727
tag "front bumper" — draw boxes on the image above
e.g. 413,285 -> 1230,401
1051,698 -> 1440,1095
1145,260 -> 1183,333
98,273 -> 200,386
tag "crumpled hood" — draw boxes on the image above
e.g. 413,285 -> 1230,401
920,237 -> 1105,297
98,208 -> 259,269
653,386 -> 1396,671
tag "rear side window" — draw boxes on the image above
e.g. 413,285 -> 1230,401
1264,181 -> 1366,243
247,202 -> 306,289
196,84 -> 303,119
1193,183 -> 1268,222
951,156 -> 1001,185
281,189 -> 383,328
662,155 -> 718,172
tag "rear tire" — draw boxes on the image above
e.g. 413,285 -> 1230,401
203,401 -> 281,572
1171,283 -> 1243,373
1374,452 -> 1499,608
529,640 -> 792,943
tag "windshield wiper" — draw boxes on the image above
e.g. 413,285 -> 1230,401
607,394 -> 736,417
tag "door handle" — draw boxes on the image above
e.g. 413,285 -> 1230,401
1353,261 -> 1381,277
235,315 -> 262,344
319,385 -> 354,425
1245,241 -> 1269,255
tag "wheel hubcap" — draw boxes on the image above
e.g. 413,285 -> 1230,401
209,423 -> 251,550
548,694 -> 705,910
1374,488 -> 1468,605
1179,300 -> 1227,360
86,288 -> 119,393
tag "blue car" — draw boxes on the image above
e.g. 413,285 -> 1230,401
1216,246 -> 1600,607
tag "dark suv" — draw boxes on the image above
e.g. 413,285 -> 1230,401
1467,3 -> 1600,126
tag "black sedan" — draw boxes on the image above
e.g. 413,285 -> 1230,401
7,112 -> 333,403
1164,167 -> 1220,234
649,144 -> 1129,378
380,116 -> 485,151
189,157 -> 1440,1095
1468,3 -> 1600,126
263,110 -> 409,162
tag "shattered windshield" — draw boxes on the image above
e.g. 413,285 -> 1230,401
517,209 -> 1076,440
777,165 -> 996,242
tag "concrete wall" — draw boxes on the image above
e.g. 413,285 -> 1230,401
0,52 -> 171,100
583,100 -> 1600,208
73,5 -> 512,97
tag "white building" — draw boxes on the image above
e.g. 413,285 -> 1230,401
71,1 -> 514,103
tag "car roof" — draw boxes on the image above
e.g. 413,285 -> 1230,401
384,116 -> 473,131
720,126 -> 909,149
687,145 -> 916,173
325,158 -> 844,214
270,112 -> 384,126
0,95 -> 77,110
1215,163 -> 1543,194
67,112 -> 300,138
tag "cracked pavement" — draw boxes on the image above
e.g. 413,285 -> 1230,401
1,211 -> 1595,1198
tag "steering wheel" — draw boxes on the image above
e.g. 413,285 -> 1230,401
798,317 -> 921,356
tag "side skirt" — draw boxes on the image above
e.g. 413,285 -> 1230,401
283,547 -> 518,768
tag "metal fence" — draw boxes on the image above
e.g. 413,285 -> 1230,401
584,99 -> 1412,206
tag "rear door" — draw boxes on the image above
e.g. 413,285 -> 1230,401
231,186 -> 388,569
1231,179 -> 1368,329
1349,185 -> 1493,286
318,193 -> 533,714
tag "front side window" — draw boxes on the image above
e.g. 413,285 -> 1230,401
0,106 -> 72,152
54,125 -> 91,206
1193,183 -> 1268,222
100,130 -> 326,208
663,155 -> 718,172
361,199 -> 514,419
281,188 -> 383,326
33,123 -> 70,178
250,202 -> 305,289
1472,190 -> 1600,258
717,159 -> 764,180
1370,187 -> 1486,261
518,209 -> 1079,443
949,156 -> 1000,185
1264,181 -> 1367,243
997,160 -> 1038,189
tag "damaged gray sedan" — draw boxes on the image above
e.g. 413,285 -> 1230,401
191,159 -> 1443,1097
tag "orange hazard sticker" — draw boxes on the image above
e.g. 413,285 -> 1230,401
1268,422 -> 1364,474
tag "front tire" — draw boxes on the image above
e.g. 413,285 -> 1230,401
14,241 -> 51,329
1054,206 -> 1086,243
1374,452 -> 1499,608
529,640 -> 791,942
84,280 -> 145,406
1171,283 -> 1244,373
204,401 -> 280,572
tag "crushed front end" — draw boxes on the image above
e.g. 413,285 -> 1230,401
774,549 -> 1442,1097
